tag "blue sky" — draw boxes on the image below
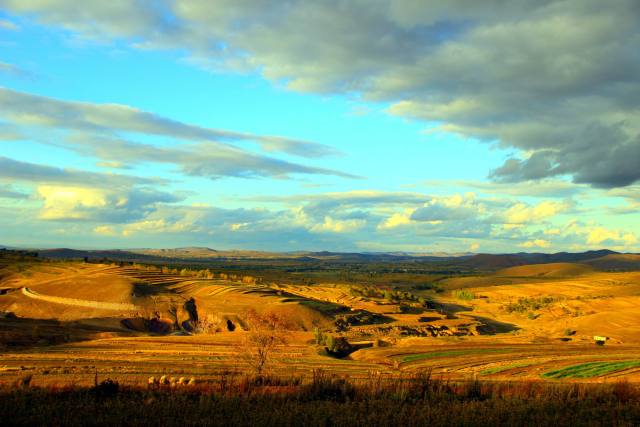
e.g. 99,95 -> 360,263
0,1 -> 638,253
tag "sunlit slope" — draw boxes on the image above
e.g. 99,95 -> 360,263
0,261 -> 338,330
443,262 -> 599,289
0,263 -> 139,321
442,270 -> 640,343
166,280 -> 336,331
495,263 -> 594,278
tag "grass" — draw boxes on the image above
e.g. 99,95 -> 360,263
401,348 -> 513,363
2,373 -> 640,426
542,361 -> 640,379
452,289 -> 475,300
481,362 -> 535,375
503,296 -> 558,314
298,299 -> 350,316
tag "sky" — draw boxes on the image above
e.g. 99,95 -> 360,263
0,0 -> 638,253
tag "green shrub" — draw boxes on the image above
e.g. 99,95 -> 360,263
322,334 -> 354,357
313,327 -> 325,345
452,290 -> 475,300
504,296 -> 557,313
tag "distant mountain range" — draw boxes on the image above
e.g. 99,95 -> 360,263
33,246 -> 468,263
13,246 -> 637,271
458,249 -> 620,269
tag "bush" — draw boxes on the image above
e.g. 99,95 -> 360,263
301,369 -> 357,402
322,334 -> 354,358
91,379 -> 119,398
504,296 -> 557,314
452,290 -> 475,300
313,327 -> 325,345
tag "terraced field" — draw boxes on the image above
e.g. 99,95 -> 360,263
3,257 -> 640,389
351,341 -> 640,382
0,333 -> 384,387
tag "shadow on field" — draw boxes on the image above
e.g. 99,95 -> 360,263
132,282 -> 175,297
0,316 -> 134,349
471,316 -> 520,335
433,301 -> 473,313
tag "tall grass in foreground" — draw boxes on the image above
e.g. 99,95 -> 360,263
1,371 -> 639,426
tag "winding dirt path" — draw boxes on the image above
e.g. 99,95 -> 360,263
21,287 -> 140,311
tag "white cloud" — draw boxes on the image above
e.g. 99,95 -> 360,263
0,87 -> 353,180
35,184 -> 182,222
504,201 -> 567,227
377,210 -> 414,230
4,0 -> 638,186
94,225 -> 117,236
586,227 -> 637,246
519,239 -> 551,249
310,216 -> 366,233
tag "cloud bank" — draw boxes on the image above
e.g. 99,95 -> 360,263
2,0 -> 639,187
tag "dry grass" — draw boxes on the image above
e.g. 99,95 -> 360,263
2,373 -> 640,426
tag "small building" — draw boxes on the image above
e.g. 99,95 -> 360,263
593,335 -> 609,345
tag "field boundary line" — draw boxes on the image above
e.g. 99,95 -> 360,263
21,287 -> 139,311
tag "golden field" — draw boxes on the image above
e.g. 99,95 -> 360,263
2,251 -> 640,388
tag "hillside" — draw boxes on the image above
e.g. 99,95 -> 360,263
457,250 -> 621,271
4,248 -> 640,390
584,254 -> 640,271
495,263 -> 594,278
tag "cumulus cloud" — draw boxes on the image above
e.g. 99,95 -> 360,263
0,156 -> 182,223
274,191 -> 579,250
3,0 -> 639,187
309,216 -> 366,234
503,201 -> 567,228
0,183 -> 634,251
36,185 -> 184,222
586,227 -> 637,246
535,220 -> 639,251
520,239 -> 551,249
411,194 -> 481,222
377,210 -> 414,230
94,225 -> 117,236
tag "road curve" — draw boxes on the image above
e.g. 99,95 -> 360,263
21,287 -> 140,311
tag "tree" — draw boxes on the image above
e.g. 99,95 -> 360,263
313,327 -> 325,345
167,304 -> 181,331
241,309 -> 288,376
